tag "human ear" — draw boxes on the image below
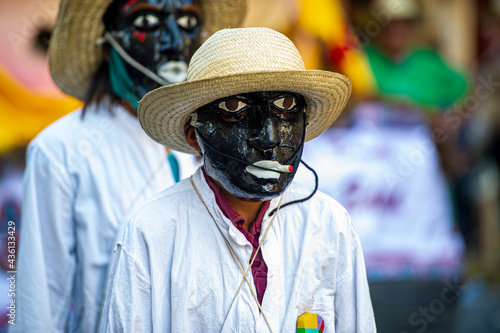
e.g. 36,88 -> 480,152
184,125 -> 202,153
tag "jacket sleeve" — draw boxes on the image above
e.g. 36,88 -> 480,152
99,241 -> 153,333
334,213 -> 377,332
12,144 -> 76,332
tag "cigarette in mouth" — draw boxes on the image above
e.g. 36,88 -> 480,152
276,165 -> 293,173
246,161 -> 293,179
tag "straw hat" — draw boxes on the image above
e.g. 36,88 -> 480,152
372,0 -> 421,20
138,27 -> 352,155
49,0 -> 247,101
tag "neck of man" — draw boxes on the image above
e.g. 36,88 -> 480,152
211,177 -> 264,231
118,99 -> 137,117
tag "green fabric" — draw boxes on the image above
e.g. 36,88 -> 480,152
167,151 -> 180,183
108,48 -> 140,109
365,45 -> 469,112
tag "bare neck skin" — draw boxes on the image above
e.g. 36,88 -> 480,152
118,99 -> 137,117
211,177 -> 264,231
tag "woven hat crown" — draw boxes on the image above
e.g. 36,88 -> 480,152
187,28 -> 305,81
49,0 -> 246,100
138,27 -> 352,155
373,0 -> 421,20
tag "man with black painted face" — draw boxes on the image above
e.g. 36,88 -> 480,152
101,27 -> 376,332
104,0 -> 202,104
194,91 -> 306,201
13,0 -> 245,332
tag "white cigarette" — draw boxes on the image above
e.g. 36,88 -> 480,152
277,165 -> 293,173
245,161 -> 293,179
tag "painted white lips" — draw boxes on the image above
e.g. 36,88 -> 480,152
245,161 -> 293,179
157,61 -> 188,84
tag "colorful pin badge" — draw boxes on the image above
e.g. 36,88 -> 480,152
297,312 -> 325,332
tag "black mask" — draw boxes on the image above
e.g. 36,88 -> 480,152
109,0 -> 201,97
194,91 -> 307,201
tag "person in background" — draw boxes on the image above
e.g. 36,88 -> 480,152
100,27 -> 375,332
364,0 -> 469,112
13,0 -> 246,332
295,0 -> 469,332
451,2 -> 500,332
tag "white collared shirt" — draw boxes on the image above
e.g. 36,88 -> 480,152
100,167 -> 375,332
13,103 -> 200,333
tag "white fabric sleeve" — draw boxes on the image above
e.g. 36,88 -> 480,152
12,144 -> 76,332
99,241 -> 153,333
334,214 -> 377,332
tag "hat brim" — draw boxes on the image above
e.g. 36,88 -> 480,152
138,70 -> 352,155
49,0 -> 247,101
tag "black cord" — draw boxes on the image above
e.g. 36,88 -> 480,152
268,159 -> 318,217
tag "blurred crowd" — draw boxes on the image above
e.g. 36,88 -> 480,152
1,0 -> 500,332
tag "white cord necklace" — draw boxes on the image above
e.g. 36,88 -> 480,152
97,31 -> 172,86
190,176 -> 283,333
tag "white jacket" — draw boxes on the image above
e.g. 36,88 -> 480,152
14,103 -> 199,332
100,168 -> 375,332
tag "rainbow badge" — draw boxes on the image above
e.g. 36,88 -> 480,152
297,312 -> 325,332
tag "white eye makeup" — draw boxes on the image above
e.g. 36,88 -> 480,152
177,14 -> 199,30
133,14 -> 160,28
218,98 -> 248,112
272,95 -> 297,111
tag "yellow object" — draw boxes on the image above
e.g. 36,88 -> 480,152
297,0 -> 345,45
241,0 -> 376,96
338,48 -> 377,97
0,64 -> 81,153
297,312 -> 318,328
296,0 -> 376,96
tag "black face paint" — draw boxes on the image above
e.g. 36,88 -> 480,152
194,91 -> 307,201
110,0 -> 201,97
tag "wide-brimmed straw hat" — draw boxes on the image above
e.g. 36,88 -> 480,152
138,27 -> 352,155
373,0 -> 421,20
49,0 -> 247,101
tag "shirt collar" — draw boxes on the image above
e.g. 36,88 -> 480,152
202,167 -> 270,235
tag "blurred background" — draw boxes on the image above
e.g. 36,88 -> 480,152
1,0 -> 499,332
